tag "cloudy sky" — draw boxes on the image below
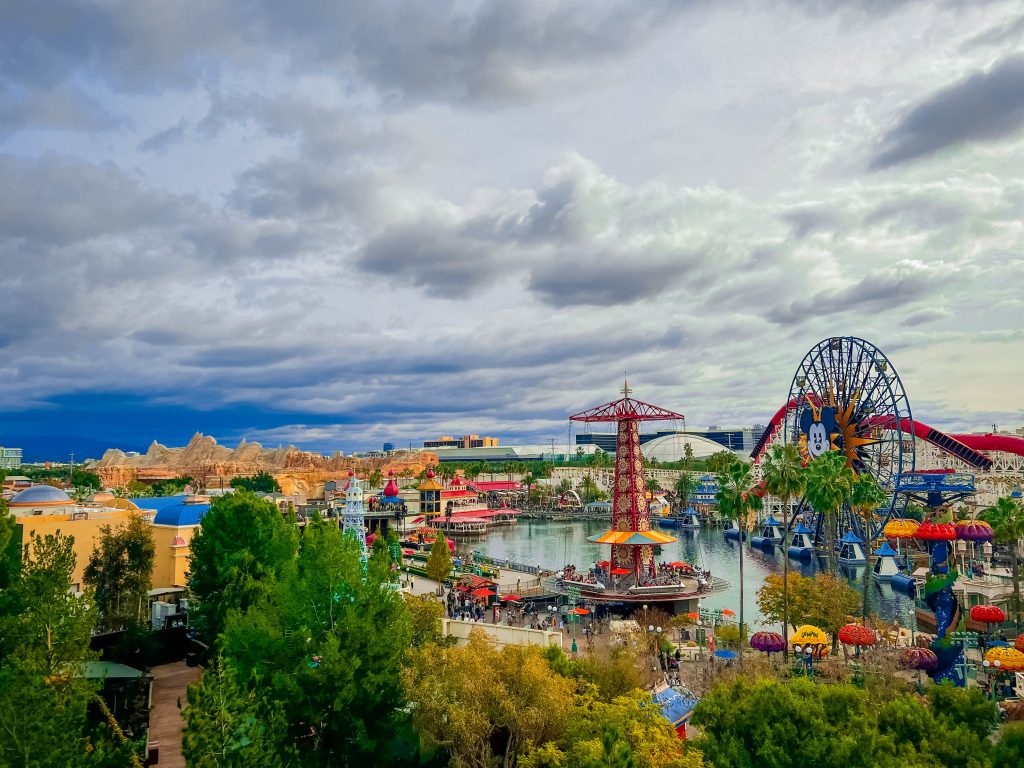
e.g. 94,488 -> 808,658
2,1 -> 1023,460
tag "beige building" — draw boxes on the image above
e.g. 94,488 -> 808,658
7,485 -> 208,591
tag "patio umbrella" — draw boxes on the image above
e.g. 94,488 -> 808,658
721,608 -> 735,617
669,561 -> 688,568
501,594 -> 522,602
570,608 -> 591,615
402,548 -> 416,555
596,560 -> 611,568
686,612 -> 699,620
471,588 -> 495,598
610,567 -> 631,576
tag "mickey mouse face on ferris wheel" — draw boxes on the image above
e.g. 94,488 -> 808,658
800,406 -> 838,458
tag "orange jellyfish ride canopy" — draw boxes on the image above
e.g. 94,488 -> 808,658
572,384 -> 684,582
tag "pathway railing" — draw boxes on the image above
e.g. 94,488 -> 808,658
471,551 -> 545,575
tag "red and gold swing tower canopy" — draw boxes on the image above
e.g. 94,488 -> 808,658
570,381 -> 683,577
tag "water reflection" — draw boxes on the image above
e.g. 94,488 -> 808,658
474,520 -> 913,629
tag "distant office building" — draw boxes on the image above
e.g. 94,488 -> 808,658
383,442 -> 395,452
576,427 -> 757,456
0,447 -> 23,469
423,434 -> 499,449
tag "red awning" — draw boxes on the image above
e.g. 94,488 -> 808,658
611,567 -> 631,576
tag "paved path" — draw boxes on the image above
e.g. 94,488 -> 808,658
150,661 -> 202,768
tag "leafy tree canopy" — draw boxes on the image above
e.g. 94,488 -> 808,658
84,513 -> 155,632
229,471 -> 282,494
187,491 -> 297,642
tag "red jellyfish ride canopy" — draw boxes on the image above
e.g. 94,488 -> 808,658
750,631 -> 786,654
897,647 -> 938,671
970,604 -> 1006,625
915,522 -> 957,542
838,624 -> 877,647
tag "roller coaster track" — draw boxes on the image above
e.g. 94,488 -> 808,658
749,400 -> 1021,471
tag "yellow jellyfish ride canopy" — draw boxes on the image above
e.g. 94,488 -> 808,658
790,625 -> 830,656
586,529 -> 677,546
984,647 -> 1024,671
883,518 -> 920,539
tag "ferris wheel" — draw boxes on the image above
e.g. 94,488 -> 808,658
781,336 -> 915,544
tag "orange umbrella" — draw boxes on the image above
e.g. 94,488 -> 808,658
570,607 -> 591,615
611,567 -> 631,576
669,561 -> 688,568
721,608 -> 736,616
686,612 -> 699,620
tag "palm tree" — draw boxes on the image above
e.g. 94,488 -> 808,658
804,451 -> 854,573
645,476 -> 661,494
762,443 -> 806,651
850,472 -> 886,623
716,461 -> 762,661
981,495 -> 1024,627
674,472 -> 696,513
502,460 -> 518,486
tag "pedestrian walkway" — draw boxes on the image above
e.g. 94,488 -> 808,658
149,661 -> 202,767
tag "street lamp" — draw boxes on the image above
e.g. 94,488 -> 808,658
548,605 -> 558,631
793,644 -> 814,676
648,625 -> 663,673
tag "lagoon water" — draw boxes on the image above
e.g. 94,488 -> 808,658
473,519 -> 914,630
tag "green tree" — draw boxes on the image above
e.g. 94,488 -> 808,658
187,491 -> 297,643
84,513 -> 155,632
182,661 -> 296,767
0,532 -> 136,766
368,468 -> 384,488
756,572 -> 859,638
406,594 -> 446,648
761,443 -> 806,652
804,451 -> 854,573
674,472 -> 696,513
72,468 -> 102,490
715,461 -> 761,659
706,451 -> 739,474
426,531 -> 453,589
645,476 -> 661,494
229,471 -> 281,494
223,517 -> 412,766
125,479 -> 151,498
992,722 -> 1024,768
981,495 -> 1024,625
149,475 -> 194,496
850,472 -> 886,622
404,631 -> 573,768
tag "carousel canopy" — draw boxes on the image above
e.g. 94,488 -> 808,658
839,531 -> 864,544
761,515 -> 782,527
587,529 -> 677,546
792,522 -> 815,535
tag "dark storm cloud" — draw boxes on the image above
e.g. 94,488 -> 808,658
901,308 -> 950,327
782,206 -> 842,239
862,197 -> 966,231
527,253 -> 692,307
356,224 -> 503,295
765,268 -> 949,326
0,154 -> 180,246
0,1 -> 692,106
0,83 -> 117,136
870,56 -> 1024,170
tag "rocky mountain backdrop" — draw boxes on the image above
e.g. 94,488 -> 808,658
89,433 -> 436,496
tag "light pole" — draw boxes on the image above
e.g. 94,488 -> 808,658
567,586 -> 581,654
983,658 -> 1002,701
793,644 -> 814,676
648,625 -> 663,674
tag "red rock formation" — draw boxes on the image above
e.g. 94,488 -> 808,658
89,433 -> 438,498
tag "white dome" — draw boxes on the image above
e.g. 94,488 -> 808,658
641,433 -> 730,463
